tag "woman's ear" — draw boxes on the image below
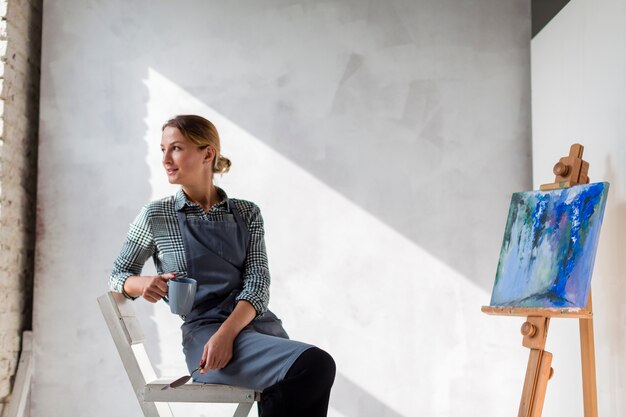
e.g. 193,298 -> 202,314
204,146 -> 215,164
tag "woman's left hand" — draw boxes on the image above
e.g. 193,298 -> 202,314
200,329 -> 236,372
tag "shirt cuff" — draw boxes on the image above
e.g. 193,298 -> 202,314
119,275 -> 138,300
235,291 -> 267,316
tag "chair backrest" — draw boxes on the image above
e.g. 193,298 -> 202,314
98,292 -> 172,417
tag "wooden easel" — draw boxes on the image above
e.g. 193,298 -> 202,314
482,144 -> 598,417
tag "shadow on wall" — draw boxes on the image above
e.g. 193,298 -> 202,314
92,67 -> 163,408
35,56 -> 162,417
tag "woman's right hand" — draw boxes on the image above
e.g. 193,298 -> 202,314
123,273 -> 176,302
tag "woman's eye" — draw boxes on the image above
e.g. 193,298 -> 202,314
173,146 -> 181,151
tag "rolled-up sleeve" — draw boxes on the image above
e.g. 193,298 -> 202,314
109,205 -> 156,298
235,203 -> 270,315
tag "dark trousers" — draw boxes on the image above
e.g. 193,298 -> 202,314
258,347 -> 336,417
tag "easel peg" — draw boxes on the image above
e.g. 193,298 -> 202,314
553,162 -> 569,176
521,321 -> 537,337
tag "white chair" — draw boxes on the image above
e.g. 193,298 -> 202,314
97,291 -> 260,417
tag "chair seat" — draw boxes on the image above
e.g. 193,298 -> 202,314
99,291 -> 261,416
143,379 -> 260,403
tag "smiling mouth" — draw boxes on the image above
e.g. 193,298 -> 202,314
165,168 -> 178,175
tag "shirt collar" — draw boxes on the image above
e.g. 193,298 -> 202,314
174,187 -> 230,211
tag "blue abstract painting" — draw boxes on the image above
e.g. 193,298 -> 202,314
490,182 -> 609,308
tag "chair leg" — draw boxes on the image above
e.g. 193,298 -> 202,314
232,402 -> 254,417
140,401 -> 173,417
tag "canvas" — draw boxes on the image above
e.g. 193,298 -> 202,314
490,182 -> 609,308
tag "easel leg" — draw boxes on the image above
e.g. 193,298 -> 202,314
580,291 -> 598,417
518,349 -> 553,417
580,317 -> 598,417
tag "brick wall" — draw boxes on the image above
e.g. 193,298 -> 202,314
0,0 -> 42,414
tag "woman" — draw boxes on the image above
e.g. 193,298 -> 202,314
109,115 -> 335,416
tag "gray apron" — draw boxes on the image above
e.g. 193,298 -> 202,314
176,200 -> 311,391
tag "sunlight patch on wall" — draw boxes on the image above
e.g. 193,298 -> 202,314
141,68 -> 517,416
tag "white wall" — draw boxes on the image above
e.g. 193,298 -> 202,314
35,1 -> 531,416
532,1 -> 626,416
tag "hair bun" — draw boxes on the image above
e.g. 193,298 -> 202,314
214,155 -> 232,174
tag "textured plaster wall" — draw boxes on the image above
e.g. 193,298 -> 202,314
0,0 -> 41,414
36,1 -> 532,416
532,1 -> 626,415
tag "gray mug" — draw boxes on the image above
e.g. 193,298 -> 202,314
167,277 -> 197,315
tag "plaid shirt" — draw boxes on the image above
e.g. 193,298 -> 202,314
109,188 -> 270,314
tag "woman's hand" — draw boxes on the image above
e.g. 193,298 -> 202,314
141,274 -> 175,302
199,300 -> 257,372
200,328 -> 236,372
123,273 -> 176,302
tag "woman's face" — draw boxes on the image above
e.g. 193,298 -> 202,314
161,126 -> 213,186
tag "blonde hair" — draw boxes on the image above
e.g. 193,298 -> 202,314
162,115 -> 231,174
